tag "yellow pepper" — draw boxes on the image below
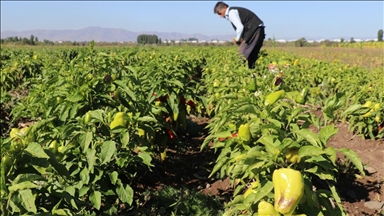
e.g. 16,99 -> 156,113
258,200 -> 280,216
273,168 -> 304,215
110,112 -> 129,129
238,123 -> 251,144
362,101 -> 372,108
372,103 -> 380,111
285,148 -> 300,164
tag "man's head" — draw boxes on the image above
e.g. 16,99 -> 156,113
214,1 -> 228,18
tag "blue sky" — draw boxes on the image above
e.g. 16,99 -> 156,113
1,1 -> 383,39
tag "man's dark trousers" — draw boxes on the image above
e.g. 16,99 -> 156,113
239,26 -> 265,69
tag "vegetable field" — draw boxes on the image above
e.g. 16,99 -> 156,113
1,43 -> 383,216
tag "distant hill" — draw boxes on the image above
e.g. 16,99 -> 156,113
0,26 -> 234,42
1,26 -> 375,43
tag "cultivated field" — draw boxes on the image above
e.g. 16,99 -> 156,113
1,43 -> 383,215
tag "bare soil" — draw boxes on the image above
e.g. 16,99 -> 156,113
132,114 -> 384,215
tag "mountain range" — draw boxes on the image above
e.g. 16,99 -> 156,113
1,26 -> 235,42
1,26 -> 376,43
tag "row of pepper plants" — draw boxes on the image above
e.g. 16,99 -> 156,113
0,43 -> 208,215
198,47 -> 382,215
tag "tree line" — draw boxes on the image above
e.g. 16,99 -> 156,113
1,35 -> 55,45
2,30 -> 383,47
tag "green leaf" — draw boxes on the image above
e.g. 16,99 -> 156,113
19,189 -> 37,213
114,80 -> 137,101
100,141 -> 116,164
137,116 -> 157,123
109,171 -> 119,185
59,106 -> 70,122
89,191 -> 102,210
294,129 -> 321,146
24,142 -> 49,159
116,183 -> 133,205
341,104 -> 361,116
79,187 -> 89,197
319,125 -> 338,146
12,173 -> 45,184
337,148 -> 364,175
327,182 -> 345,215
168,80 -> 184,89
235,104 -> 258,114
137,152 -> 152,167
9,181 -> 38,192
121,131 -> 130,148
324,147 -> 337,165
209,156 -> 229,178
306,167 -> 335,180
245,180 -> 274,204
257,135 -> 280,147
45,150 -> 70,178
79,131 -> 93,153
70,103 -> 82,119
80,167 -> 90,185
90,109 -> 104,122
212,130 -> 233,139
65,186 -> 76,197
299,146 -> 324,158
66,93 -> 83,102
86,148 -> 96,173
52,209 -> 72,216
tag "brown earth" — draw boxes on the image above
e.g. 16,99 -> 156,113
328,123 -> 384,216
132,114 -> 384,215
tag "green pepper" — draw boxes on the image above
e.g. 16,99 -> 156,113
273,168 -> 304,215
258,200 -> 280,216
295,88 -> 308,105
238,123 -> 251,144
48,140 -> 59,154
248,74 -> 257,92
2,155 -> 13,174
265,90 -> 285,106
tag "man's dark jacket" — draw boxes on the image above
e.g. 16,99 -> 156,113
229,6 -> 263,43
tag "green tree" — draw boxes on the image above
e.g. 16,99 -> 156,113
137,34 -> 160,44
350,37 -> 355,43
378,29 -> 383,41
30,35 -> 35,45
295,38 -> 307,47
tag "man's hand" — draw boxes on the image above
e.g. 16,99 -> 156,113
233,38 -> 243,46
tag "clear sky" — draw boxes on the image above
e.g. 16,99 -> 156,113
1,1 -> 383,39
